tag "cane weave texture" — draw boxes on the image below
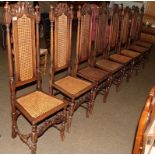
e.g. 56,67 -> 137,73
136,41 -> 152,49
55,14 -> 68,70
17,91 -> 64,118
16,15 -> 34,81
79,14 -> 91,61
78,66 -> 109,82
121,49 -> 141,58
96,59 -> 123,73
129,44 -> 148,53
54,76 -> 92,96
96,14 -> 107,54
110,54 -> 132,64
121,13 -> 129,44
111,13 -> 119,48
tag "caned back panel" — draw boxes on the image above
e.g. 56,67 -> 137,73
110,12 -> 120,49
12,14 -> 36,84
96,12 -> 108,55
54,14 -> 69,71
79,14 -> 91,62
130,10 -> 138,40
120,9 -> 130,45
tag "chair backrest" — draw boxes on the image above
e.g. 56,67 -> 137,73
136,5 -> 144,41
109,4 -> 121,52
133,87 -> 155,154
95,3 -> 109,58
49,3 -> 73,78
128,6 -> 140,45
5,2 -> 41,88
75,3 -> 92,64
119,6 -> 131,49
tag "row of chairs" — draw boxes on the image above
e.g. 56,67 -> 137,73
4,2 -> 152,153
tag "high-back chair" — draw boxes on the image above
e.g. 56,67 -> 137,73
118,6 -> 143,75
128,6 -> 150,55
94,3 -> 124,91
5,2 -> 67,153
133,87 -> 155,154
74,3 -> 112,103
49,3 -> 95,132
108,4 -> 134,82
134,6 -> 152,49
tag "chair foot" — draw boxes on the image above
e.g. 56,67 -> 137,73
67,102 -> 74,133
60,122 -> 65,141
31,125 -> 38,154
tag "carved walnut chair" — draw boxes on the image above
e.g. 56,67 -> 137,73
93,3 -> 124,91
107,4 -> 133,82
127,6 -> 150,56
133,86 -> 155,154
119,6 -> 143,75
49,3 -> 96,132
134,6 -> 152,50
74,3 -> 112,104
5,2 -> 67,153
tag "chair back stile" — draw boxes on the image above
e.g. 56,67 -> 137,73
49,4 -> 73,89
5,2 -> 41,91
74,3 -> 92,75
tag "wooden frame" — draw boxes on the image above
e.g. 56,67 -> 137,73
74,3 -> 112,103
133,86 -> 155,154
5,2 -> 67,153
108,4 -> 134,82
93,3 -> 124,91
49,3 -> 96,132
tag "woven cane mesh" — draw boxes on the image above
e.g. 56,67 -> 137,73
16,15 -> 35,81
121,13 -> 130,44
96,14 -> 108,54
54,76 -> 91,96
17,91 -> 64,118
121,49 -> 141,58
111,13 -> 119,48
96,59 -> 123,73
55,14 -> 68,70
110,54 -> 132,64
79,14 -> 91,61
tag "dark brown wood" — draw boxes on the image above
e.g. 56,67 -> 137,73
49,3 -> 96,132
5,2 -> 67,153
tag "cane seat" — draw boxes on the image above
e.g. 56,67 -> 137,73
78,66 -> 110,83
110,54 -> 132,64
121,49 -> 141,58
54,76 -> 92,98
17,91 -> 66,124
135,40 -> 152,49
96,59 -> 123,73
129,44 -> 148,53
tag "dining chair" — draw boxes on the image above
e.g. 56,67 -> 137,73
74,3 -> 112,104
49,3 -> 96,132
5,2 -> 67,153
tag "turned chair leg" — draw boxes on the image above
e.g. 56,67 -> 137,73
67,101 -> 74,133
89,89 -> 96,115
31,125 -> 38,154
12,110 -> 17,138
60,108 -> 66,141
